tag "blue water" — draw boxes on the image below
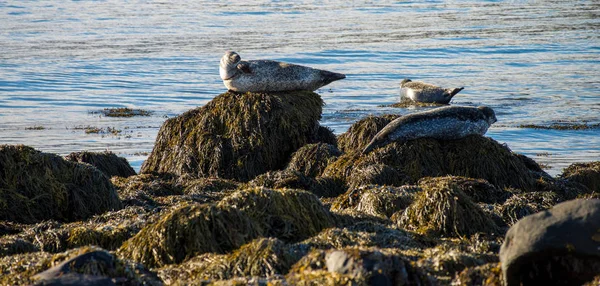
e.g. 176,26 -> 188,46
1,1 -> 599,176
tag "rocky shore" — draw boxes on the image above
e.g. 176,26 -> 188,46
1,90 -> 599,285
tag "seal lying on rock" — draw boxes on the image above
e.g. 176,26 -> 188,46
400,79 -> 464,104
219,51 -> 346,92
362,106 -> 497,154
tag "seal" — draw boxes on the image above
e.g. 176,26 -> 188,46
362,105 -> 497,154
220,51 -> 346,92
400,79 -> 464,104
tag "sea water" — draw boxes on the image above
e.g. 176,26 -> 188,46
1,1 -> 599,176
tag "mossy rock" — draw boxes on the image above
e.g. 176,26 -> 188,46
419,176 -> 511,204
118,202 -> 260,268
561,161 -> 600,192
218,188 -> 335,241
494,191 -> 561,226
388,98 -> 447,108
0,246 -> 159,285
331,185 -> 417,219
348,163 -> 409,188
141,91 -> 323,182
337,114 -> 400,153
158,237 -> 296,283
323,134 -> 545,191
287,247 -> 433,285
0,145 -> 122,224
313,125 -> 338,147
65,150 -> 136,178
120,188 -> 333,268
400,178 -> 500,238
286,143 -> 341,178
111,174 -> 184,207
182,177 -> 240,203
248,170 -> 341,197
296,221 -> 421,251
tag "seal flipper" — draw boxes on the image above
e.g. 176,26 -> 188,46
446,87 -> 464,97
237,62 -> 252,74
319,70 -> 346,86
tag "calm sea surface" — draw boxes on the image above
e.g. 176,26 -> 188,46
1,1 -> 599,176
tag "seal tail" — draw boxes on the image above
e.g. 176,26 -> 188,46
320,70 -> 346,86
447,87 -> 464,97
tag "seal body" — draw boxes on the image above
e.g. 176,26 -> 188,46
400,79 -> 464,104
362,106 -> 497,154
220,51 -> 346,92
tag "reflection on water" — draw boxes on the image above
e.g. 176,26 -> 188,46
0,1 -> 599,176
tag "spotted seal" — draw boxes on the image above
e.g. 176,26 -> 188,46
362,105 -> 497,154
400,79 -> 464,104
220,51 -> 346,92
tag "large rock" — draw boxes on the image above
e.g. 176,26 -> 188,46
141,91 -> 324,182
324,114 -> 547,191
0,145 -> 121,224
500,199 -> 600,286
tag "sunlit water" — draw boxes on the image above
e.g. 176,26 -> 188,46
1,1 -> 599,176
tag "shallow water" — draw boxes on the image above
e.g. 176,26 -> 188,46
1,1 -> 599,176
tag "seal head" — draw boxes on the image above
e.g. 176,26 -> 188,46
220,51 -> 242,80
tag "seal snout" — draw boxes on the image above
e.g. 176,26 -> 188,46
477,106 -> 497,124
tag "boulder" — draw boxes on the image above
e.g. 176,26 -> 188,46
140,91 -> 323,182
65,151 -> 136,178
0,145 -> 121,223
337,114 -> 400,154
286,143 -> 341,178
500,199 -> 600,285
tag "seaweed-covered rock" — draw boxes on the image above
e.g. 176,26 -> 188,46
400,177 -> 500,237
337,114 -> 400,154
287,247 -> 433,285
120,188 -> 333,268
331,185 -> 417,220
500,199 -> 600,286
218,188 -> 334,241
348,163 -> 408,188
420,176 -> 511,204
313,125 -> 338,146
248,170 -> 340,197
0,145 -> 121,224
0,246 -> 160,286
494,191 -> 561,226
158,238 -> 296,283
141,91 -> 323,182
296,221 -> 421,251
561,161 -> 600,192
287,143 -> 341,178
324,134 -> 545,191
65,151 -> 136,178
118,202 -> 259,268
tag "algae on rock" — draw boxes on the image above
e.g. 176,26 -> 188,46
561,161 -> 600,192
0,145 -> 121,224
140,91 -> 324,182
286,143 -> 341,178
65,150 -> 136,178
400,177 -> 500,238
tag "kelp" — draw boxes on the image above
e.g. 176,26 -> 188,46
286,143 -> 341,178
0,145 -> 121,224
65,150 -> 136,178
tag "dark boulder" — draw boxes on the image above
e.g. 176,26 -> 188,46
65,151 -> 136,178
500,199 -> 600,285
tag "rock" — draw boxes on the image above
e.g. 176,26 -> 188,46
500,199 -> 600,285
248,169 -> 342,197
0,145 -> 121,223
561,161 -> 600,192
337,114 -> 400,154
324,131 -> 547,192
399,177 -> 500,237
140,91 -> 324,182
286,143 -> 341,178
65,151 -> 136,178
119,188 -> 333,268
